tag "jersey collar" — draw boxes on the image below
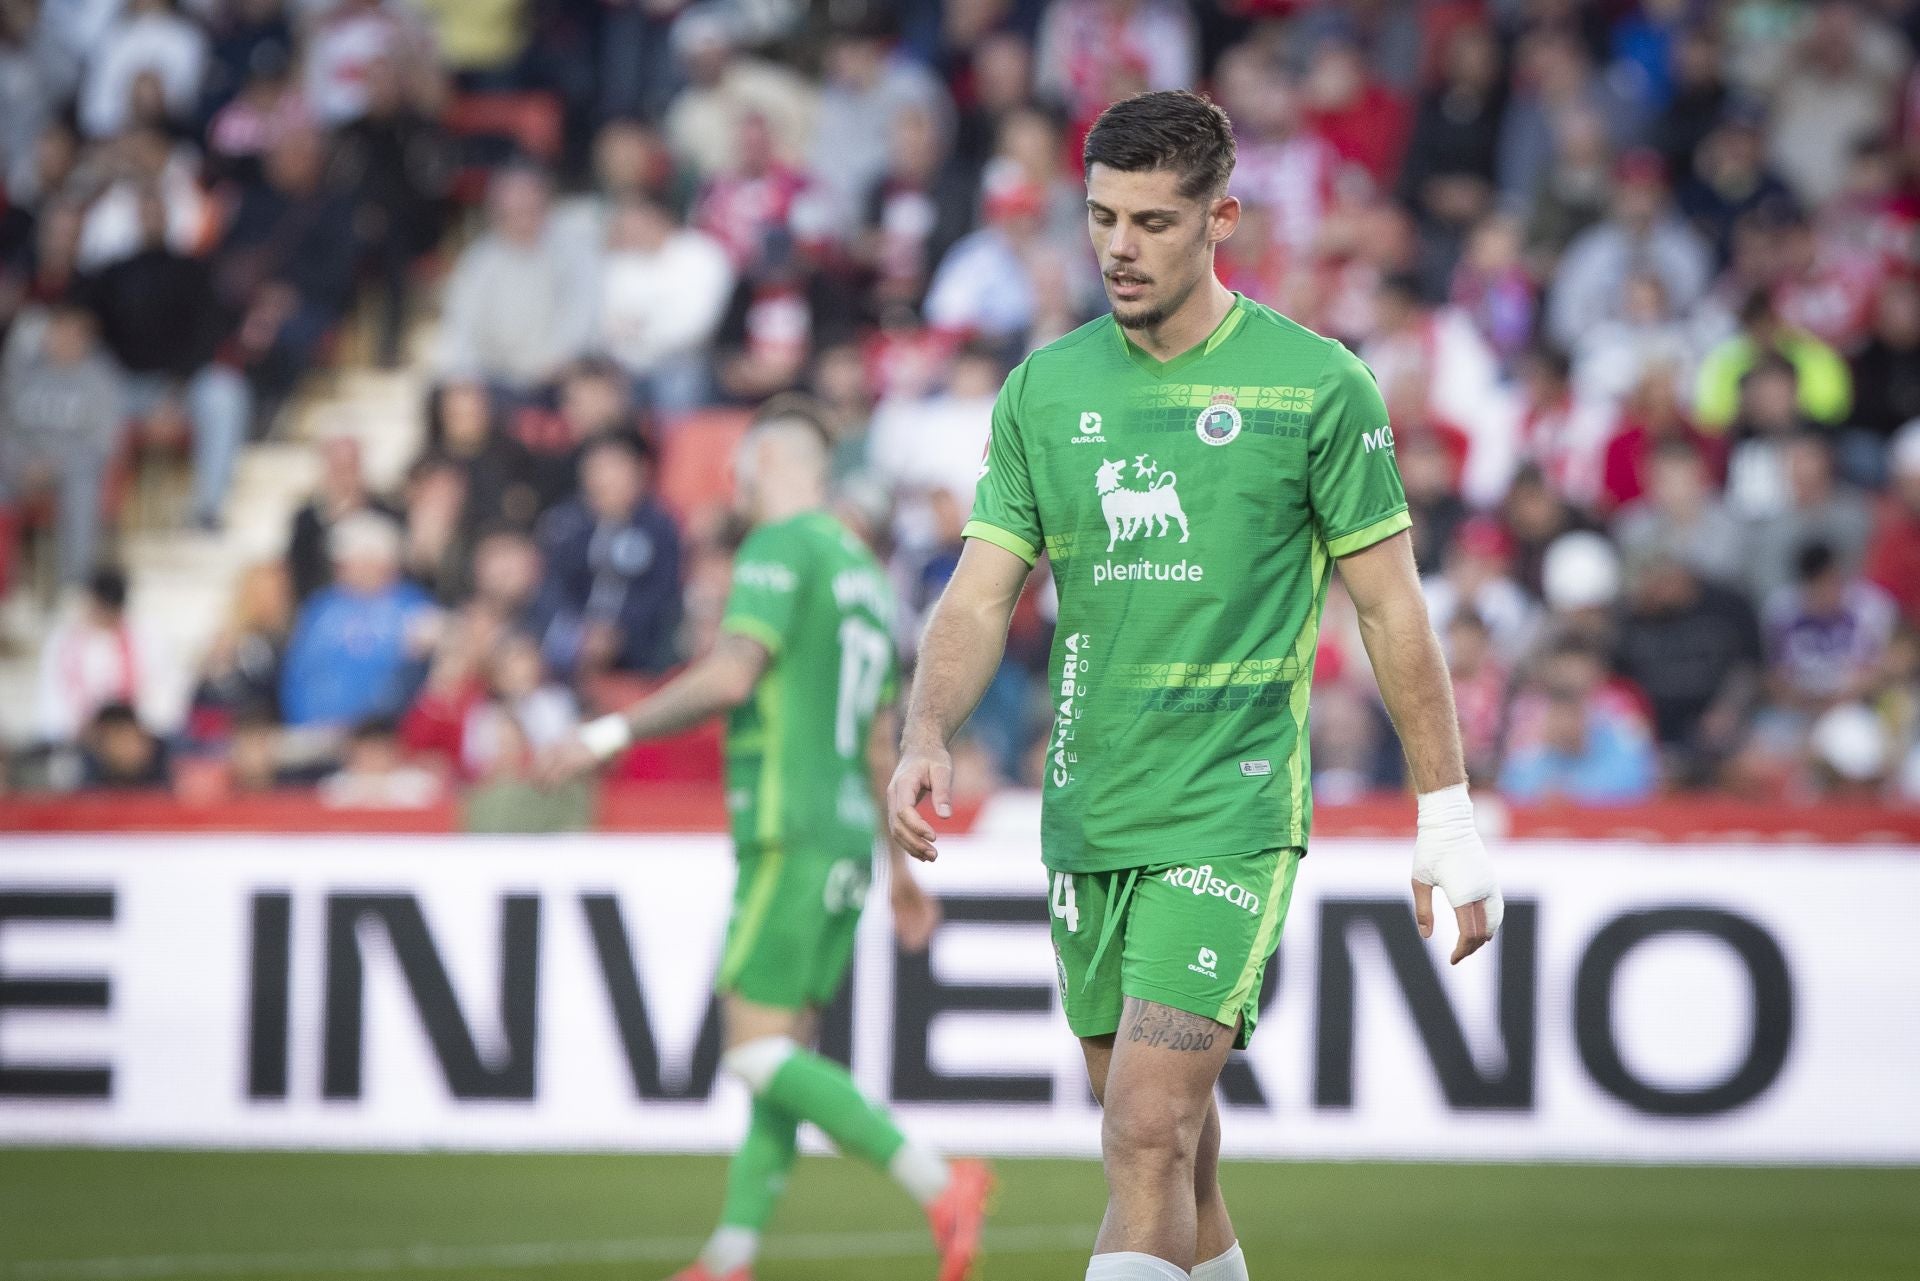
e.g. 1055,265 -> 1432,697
1112,291 -> 1251,378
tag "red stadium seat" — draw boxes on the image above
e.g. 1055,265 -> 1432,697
443,92 -> 564,203
655,408 -> 752,526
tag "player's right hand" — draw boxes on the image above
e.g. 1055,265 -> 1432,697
536,736 -> 601,789
887,741 -> 952,862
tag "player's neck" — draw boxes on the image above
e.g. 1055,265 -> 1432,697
755,492 -> 823,525
1124,278 -> 1236,364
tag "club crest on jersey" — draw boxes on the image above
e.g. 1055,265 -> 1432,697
1096,456 -> 1189,552
1195,392 -> 1242,447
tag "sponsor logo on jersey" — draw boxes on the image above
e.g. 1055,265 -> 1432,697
1240,759 -> 1272,777
1196,391 -> 1243,447
1096,456 -> 1190,552
1361,424 -> 1395,453
831,567 -> 891,621
1160,864 -> 1262,915
1049,633 -> 1092,788
735,561 -> 798,592
1189,947 -> 1219,979
1071,411 -> 1108,444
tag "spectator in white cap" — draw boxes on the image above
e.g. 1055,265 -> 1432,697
1538,529 -> 1622,654
662,4 -> 816,181
1808,702 -> 1890,798
279,510 -> 436,728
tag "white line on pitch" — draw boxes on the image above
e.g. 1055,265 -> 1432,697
4,1223 -> 1096,1281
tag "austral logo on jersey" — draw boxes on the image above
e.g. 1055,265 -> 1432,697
1093,456 -> 1204,585
1071,411 -> 1108,444
1049,632 -> 1092,788
1195,391 -> 1243,447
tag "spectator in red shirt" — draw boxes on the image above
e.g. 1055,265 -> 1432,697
1300,35 -> 1408,187
1599,366 -> 1717,514
1866,420 -> 1920,629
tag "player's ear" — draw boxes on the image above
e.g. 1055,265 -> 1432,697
1208,194 -> 1240,246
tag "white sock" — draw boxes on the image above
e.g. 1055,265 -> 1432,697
1086,1251 -> 1190,1280
889,1143 -> 951,1207
1191,1242 -> 1248,1281
698,1225 -> 758,1274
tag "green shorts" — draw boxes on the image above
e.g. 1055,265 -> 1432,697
716,848 -> 870,1010
1049,848 -> 1301,1050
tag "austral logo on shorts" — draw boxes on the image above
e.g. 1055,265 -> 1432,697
1161,865 -> 1260,915
1189,947 -> 1219,979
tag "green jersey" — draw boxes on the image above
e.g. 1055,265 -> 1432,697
965,293 -> 1410,873
719,509 -> 898,859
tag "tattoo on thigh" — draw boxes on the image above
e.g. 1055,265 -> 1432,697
1121,999 -> 1224,1053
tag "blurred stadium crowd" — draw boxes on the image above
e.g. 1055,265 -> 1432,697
2,0 -> 1919,811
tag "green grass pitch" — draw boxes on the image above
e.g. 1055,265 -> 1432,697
2,1149 -> 1915,1280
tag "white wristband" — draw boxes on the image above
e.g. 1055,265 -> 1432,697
579,713 -> 634,761
1412,782 -> 1501,932
1416,782 -> 1474,830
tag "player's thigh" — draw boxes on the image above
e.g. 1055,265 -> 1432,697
1080,1032 -> 1115,1107
1049,869 -> 1125,1041
1119,848 -> 1301,1049
722,992 -> 813,1050
717,847 -> 868,1012
1102,996 -> 1237,1152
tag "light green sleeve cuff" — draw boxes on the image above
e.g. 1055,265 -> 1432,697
961,519 -> 1039,566
1325,508 -> 1413,559
719,614 -> 785,655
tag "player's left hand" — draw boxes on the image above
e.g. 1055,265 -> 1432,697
1412,784 -> 1504,966
890,872 -> 941,953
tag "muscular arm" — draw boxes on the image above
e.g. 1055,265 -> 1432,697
888,539 -> 1032,857
900,540 -> 1032,752
1335,530 -> 1465,793
1338,530 -> 1498,964
613,631 -> 770,742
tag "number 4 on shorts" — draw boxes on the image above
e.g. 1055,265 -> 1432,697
1050,872 -> 1079,933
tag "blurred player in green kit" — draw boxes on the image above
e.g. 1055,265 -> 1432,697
547,409 -> 992,1281
889,91 -> 1504,1281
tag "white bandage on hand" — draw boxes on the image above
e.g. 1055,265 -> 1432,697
1413,783 -> 1504,936
579,713 -> 635,762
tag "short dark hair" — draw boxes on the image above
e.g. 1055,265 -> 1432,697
1795,540 -> 1838,582
1082,90 -> 1236,202
87,567 -> 128,612
90,702 -> 141,733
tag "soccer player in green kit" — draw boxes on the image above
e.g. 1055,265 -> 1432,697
547,411 -> 992,1281
889,91 -> 1505,1281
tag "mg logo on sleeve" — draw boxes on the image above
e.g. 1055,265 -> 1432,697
1361,424 -> 1395,453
